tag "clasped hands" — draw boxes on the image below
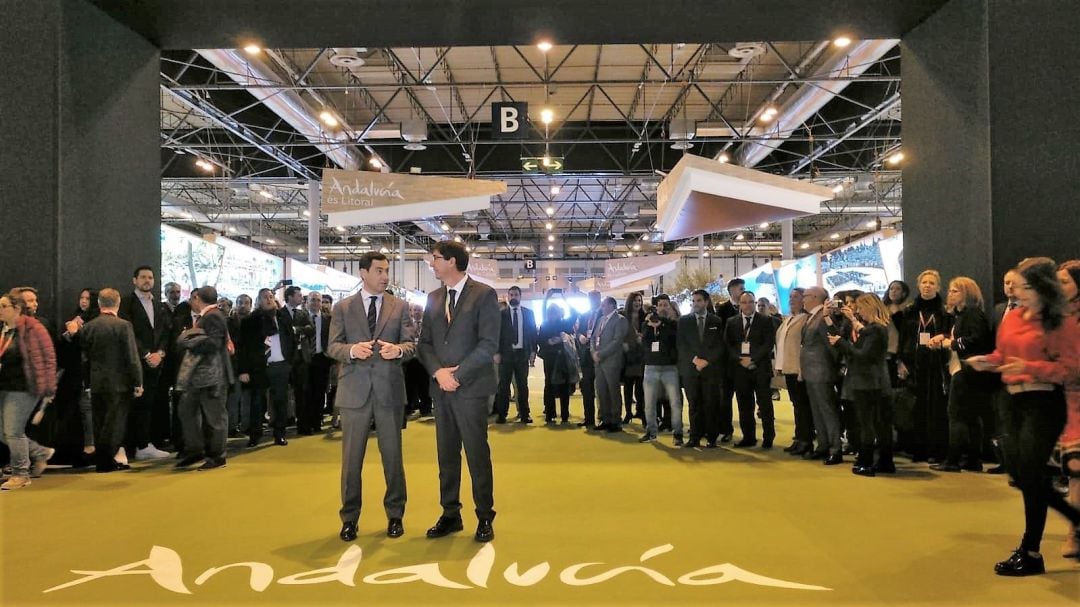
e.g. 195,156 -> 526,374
349,339 -> 402,361
434,366 -> 460,392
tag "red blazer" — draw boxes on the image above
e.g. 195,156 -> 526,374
14,315 -> 57,398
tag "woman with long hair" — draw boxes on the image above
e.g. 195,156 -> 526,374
830,294 -> 893,476
968,257 -> 1080,575
620,291 -> 646,424
931,277 -> 995,472
882,280 -> 911,385
897,270 -> 951,463
0,291 -> 57,490
1056,260 -> 1080,558
537,304 -> 575,424
50,288 -> 100,466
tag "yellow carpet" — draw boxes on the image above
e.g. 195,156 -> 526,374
2,372 -> 1078,606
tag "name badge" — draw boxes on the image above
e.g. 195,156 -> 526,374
651,341 -> 660,353
919,332 -> 931,346
741,342 -> 751,355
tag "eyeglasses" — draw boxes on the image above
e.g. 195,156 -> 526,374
432,255 -> 446,261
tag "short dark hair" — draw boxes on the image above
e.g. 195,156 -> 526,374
133,265 -> 154,279
433,240 -> 469,271
655,293 -> 670,303
195,285 -> 218,305
359,251 -> 388,271
284,286 -> 302,299
791,287 -> 806,295
691,289 -> 711,302
727,278 -> 745,290
508,285 -> 522,295
602,296 -> 617,308
322,294 -> 333,303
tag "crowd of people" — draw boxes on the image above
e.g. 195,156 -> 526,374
1,253 -> 1078,575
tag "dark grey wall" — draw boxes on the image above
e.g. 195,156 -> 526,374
901,0 -> 993,294
0,0 -> 159,324
903,0 -> 1080,303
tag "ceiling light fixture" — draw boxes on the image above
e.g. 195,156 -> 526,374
547,234 -> 555,242
759,222 -> 769,229
830,233 -> 841,240
715,244 -> 725,251
548,245 -> 554,251
369,157 -> 383,169
550,185 -> 561,195
545,206 -> 555,216
243,44 -> 262,55
335,226 -> 346,233
632,244 -> 641,251
298,248 -> 305,253
195,159 -> 214,172
360,236 -> 369,243
735,233 -> 745,241
866,219 -> 879,228
716,153 -> 730,163
545,222 -> 553,230
302,210 -> 311,217
453,235 -> 462,243
440,222 -> 451,231
258,190 -> 274,199
833,36 -> 852,48
266,239 -> 276,244
887,151 -> 905,165
832,184 -> 844,193
537,41 -> 553,52
540,108 -> 554,125
800,242 -> 810,249
228,226 -> 237,233
319,111 -> 338,128
380,246 -> 390,254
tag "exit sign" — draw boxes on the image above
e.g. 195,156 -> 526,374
521,156 -> 564,174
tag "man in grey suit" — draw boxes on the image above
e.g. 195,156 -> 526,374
418,240 -> 501,543
327,252 -> 415,542
799,286 -> 845,465
76,288 -> 143,473
592,296 -> 629,432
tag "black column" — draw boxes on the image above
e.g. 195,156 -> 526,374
903,0 -> 1080,300
0,0 -> 159,323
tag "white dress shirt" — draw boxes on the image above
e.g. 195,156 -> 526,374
136,290 -> 155,328
360,288 -> 384,325
444,275 -> 468,321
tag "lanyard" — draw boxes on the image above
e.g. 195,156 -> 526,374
0,328 -> 14,359
918,311 -> 935,332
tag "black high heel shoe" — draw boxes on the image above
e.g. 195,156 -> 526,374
993,548 -> 1044,576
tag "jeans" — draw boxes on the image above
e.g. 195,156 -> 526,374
644,365 -> 682,436
0,391 -> 51,477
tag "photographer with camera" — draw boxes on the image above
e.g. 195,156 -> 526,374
638,295 -> 683,445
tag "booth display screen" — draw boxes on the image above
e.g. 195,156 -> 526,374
821,232 -> 890,296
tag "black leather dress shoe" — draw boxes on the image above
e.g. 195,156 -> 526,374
803,450 -> 827,461
197,459 -> 225,471
519,417 -> 534,424
824,453 -> 844,466
720,434 -> 733,443
852,465 -> 876,477
605,425 -> 621,433
246,438 -> 259,448
175,455 -> 203,468
682,440 -> 701,449
274,437 -> 288,446
761,438 -> 774,449
986,464 -> 1007,474
339,521 -> 358,542
113,463 -> 131,471
475,519 -> 494,543
874,462 -> 897,474
994,549 -> 1045,576
426,516 -> 464,539
495,416 -> 507,424
930,463 -> 962,472
733,439 -> 757,448
387,518 -> 404,538
576,421 -> 592,428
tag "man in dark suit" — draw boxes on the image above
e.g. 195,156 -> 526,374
418,240 -> 501,543
724,291 -> 778,448
237,288 -> 295,447
713,278 -> 744,441
800,286 -> 846,465
118,266 -> 174,461
76,288 -> 143,473
592,296 -> 629,432
174,286 -> 234,470
304,290 -> 332,434
713,278 -> 744,321
283,286 -> 315,434
493,285 -> 538,424
574,290 -> 603,428
677,289 -> 725,448
327,253 -> 416,542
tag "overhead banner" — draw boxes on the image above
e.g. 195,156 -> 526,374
604,253 -> 681,287
322,169 -> 506,227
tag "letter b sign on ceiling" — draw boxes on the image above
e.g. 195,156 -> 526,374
492,102 -> 528,139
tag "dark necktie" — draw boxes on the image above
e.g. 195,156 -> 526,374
448,289 -> 457,322
744,316 -> 751,333
511,308 -> 520,347
367,296 -> 377,336
697,315 -> 705,340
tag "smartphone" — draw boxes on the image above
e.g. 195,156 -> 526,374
281,279 -> 293,286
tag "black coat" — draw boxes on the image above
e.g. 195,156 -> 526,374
835,323 -> 890,391
676,313 -> 724,379
499,305 -> 539,356
237,308 -> 296,388
119,291 -> 173,361
723,312 -> 776,374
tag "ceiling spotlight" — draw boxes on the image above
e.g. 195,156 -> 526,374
546,206 -> 555,216
548,245 -> 554,251
800,242 -> 811,249
545,222 -> 553,230
195,159 -> 214,172
537,40 -> 554,52
302,210 -> 311,217
181,212 -> 193,219
335,226 -> 346,232
298,248 -> 305,253
832,184 -> 844,193
319,111 -> 339,128
833,36 -> 852,48
887,151 -> 905,165
380,246 -> 390,254
258,190 -> 274,199
716,153 -> 730,163
626,252 -> 633,258
548,253 -> 555,258
440,222 -> 451,231
453,235 -> 462,243
228,226 -> 237,233
763,107 -> 778,117
715,244 -> 725,251
550,185 -> 561,195
866,219 -> 879,228
830,232 -> 841,239
547,234 -> 555,242
465,246 -> 471,252
759,222 -> 769,229
243,44 -> 262,55
266,239 -> 276,244
540,109 -> 554,125
360,236 -> 369,243
735,233 -> 745,241
632,244 -> 641,251
702,252 -> 710,258
369,157 -> 383,169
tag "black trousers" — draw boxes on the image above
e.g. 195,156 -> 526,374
946,370 -> 991,466
1002,389 -> 1080,552
544,382 -> 571,421
784,374 -> 815,445
248,361 -> 291,440
683,371 -> 720,443
178,384 -> 228,463
404,358 -> 431,415
290,358 -> 309,428
733,364 -> 774,442
579,363 -> 596,425
494,349 -> 531,420
302,353 -> 331,432
851,389 -> 892,467
125,367 -> 160,452
622,375 -> 644,418
91,390 -> 131,469
719,380 -> 735,436
912,357 -> 949,460
153,365 -> 177,448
